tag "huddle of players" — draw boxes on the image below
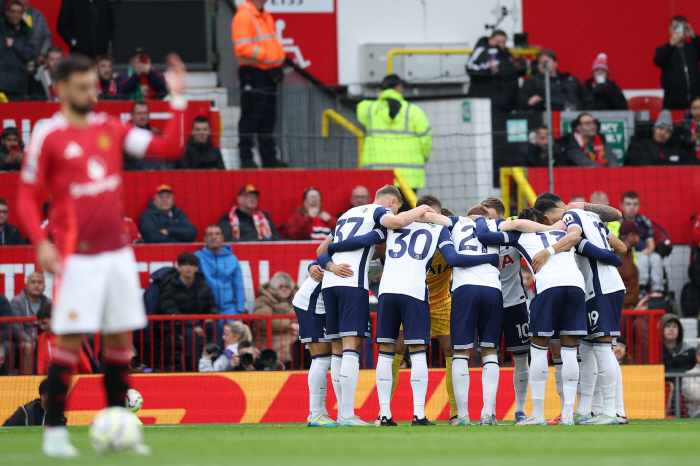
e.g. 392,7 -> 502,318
292,185 -> 628,426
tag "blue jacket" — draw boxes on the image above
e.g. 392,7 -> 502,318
195,245 -> 246,315
139,200 -> 198,243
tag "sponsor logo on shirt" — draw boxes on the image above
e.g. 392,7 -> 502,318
63,141 -> 83,159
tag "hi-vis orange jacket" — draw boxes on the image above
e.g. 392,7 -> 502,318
232,1 -> 285,70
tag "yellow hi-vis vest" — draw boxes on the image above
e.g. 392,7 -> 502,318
357,89 -> 433,189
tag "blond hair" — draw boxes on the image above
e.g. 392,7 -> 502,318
225,321 -> 252,343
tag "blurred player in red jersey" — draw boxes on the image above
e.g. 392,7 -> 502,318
17,53 -> 188,458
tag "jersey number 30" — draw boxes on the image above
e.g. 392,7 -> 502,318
389,229 -> 433,260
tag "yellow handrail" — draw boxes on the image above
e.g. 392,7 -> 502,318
500,167 -> 538,218
386,48 -> 541,75
321,109 -> 365,168
393,169 -> 417,208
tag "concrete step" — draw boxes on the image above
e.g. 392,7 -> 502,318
681,318 -> 698,339
186,71 -> 218,88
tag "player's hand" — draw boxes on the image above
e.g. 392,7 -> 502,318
566,202 -> 585,211
329,263 -> 354,278
37,240 -> 61,274
532,249 -> 551,273
309,264 -> 324,282
160,229 -> 169,236
230,354 -> 240,368
528,94 -> 543,106
373,242 -> 386,260
551,220 -> 567,231
5,37 -> 13,48
164,53 -> 186,95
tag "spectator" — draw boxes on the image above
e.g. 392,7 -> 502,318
569,195 -> 585,203
0,126 -> 24,171
0,1 -> 34,102
159,253 -> 219,371
466,29 -> 521,112
0,199 -> 25,245
253,272 -> 299,367
654,16 -> 700,110
618,221 -> 641,309
0,294 -> 12,373
614,336 -> 634,365
2,379 -> 62,426
520,265 -> 534,300
95,54 -> 118,100
139,184 -> 198,243
0,345 -> 6,375
680,96 -> 700,162
35,303 -> 93,375
681,344 -> 700,418
626,110 -> 692,165
57,0 -> 113,58
663,314 -> 696,372
198,321 -> 252,372
229,340 -> 265,371
518,49 -> 594,111
233,0 -> 287,169
619,191 -> 664,293
519,125 -> 562,167
284,188 -> 337,240
117,48 -> 168,101
584,53 -> 628,110
590,190 -> 610,206
17,0 -> 50,65
559,113 -> 618,166
337,185 -> 370,218
217,185 -> 282,242
357,74 -> 432,202
10,271 -> 50,375
195,225 -> 246,316
175,117 -> 225,169
124,102 -> 162,170
30,45 -> 62,101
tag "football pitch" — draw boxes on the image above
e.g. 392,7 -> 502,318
2,419 -> 699,466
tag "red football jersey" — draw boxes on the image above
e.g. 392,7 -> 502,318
18,104 -> 185,256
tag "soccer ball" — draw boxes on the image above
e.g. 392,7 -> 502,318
125,389 -> 143,412
89,407 -> 143,454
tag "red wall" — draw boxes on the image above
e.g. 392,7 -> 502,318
522,0 -> 700,90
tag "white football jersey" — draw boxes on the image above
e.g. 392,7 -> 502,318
504,230 -> 585,294
450,217 -> 500,291
379,222 -> 451,301
322,204 -> 390,290
563,209 -> 626,300
490,219 -> 528,308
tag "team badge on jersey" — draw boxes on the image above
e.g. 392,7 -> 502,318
97,133 -> 112,150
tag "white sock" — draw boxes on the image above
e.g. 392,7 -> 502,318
576,342 -> 596,416
530,345 -> 549,418
615,361 -> 626,417
452,356 -> 470,419
593,343 -> 617,417
410,351 -> 429,419
330,354 -> 343,418
592,382 -> 603,416
308,354 -> 331,417
340,350 -> 360,419
481,354 -> 500,417
553,358 -> 564,411
512,353 -> 529,414
560,345 -> 579,417
376,352 -> 394,419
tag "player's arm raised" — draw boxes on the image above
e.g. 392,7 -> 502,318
436,228 -> 499,268
498,218 -> 563,233
380,204 -> 432,230
123,54 -> 189,161
474,217 -> 515,246
567,202 -> 622,222
327,229 -> 386,255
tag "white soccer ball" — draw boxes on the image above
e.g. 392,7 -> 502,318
125,389 -> 144,413
89,407 -> 143,454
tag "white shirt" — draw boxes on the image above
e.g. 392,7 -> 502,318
379,222 -> 451,301
490,219 -> 528,308
450,216 -> 500,291
563,209 -> 626,300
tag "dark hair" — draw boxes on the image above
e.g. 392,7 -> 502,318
491,29 -> 507,38
671,16 -> 688,24
177,252 -> 199,266
95,54 -> 114,64
481,197 -> 506,217
37,303 -> 51,320
572,112 -> 599,133
6,1 -> 23,10
55,54 -> 95,82
205,224 -> 223,235
375,185 -> 403,204
441,208 -> 455,216
131,101 -> 149,112
192,116 -> 210,127
621,191 -> 639,202
467,205 -> 489,217
47,46 -> 63,56
303,187 -> 320,201
0,199 -> 7,207
537,49 -> 557,62
2,127 -> 19,139
533,199 -> 558,215
238,340 -> 254,351
536,125 -> 548,132
534,192 -> 562,211
416,194 -> 442,211
518,207 -> 545,223
39,378 -> 50,397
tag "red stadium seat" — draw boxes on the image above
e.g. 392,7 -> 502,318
628,96 -> 664,112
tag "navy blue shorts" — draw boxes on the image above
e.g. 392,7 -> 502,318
450,285 -> 503,350
528,286 -> 587,338
322,287 -> 371,339
294,306 -> 331,344
585,290 -> 624,338
503,302 -> 530,352
376,293 -> 431,346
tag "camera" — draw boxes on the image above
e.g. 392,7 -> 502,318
675,23 -> 685,35
205,342 -> 221,360
240,352 -> 254,366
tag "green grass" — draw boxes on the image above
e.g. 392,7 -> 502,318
2,420 -> 700,466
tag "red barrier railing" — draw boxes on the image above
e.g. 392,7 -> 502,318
0,309 -> 665,374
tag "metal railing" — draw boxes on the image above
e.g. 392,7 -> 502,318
385,48 -> 540,75
321,109 -> 365,168
665,372 -> 700,418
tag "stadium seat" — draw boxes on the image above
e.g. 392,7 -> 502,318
627,96 -> 663,112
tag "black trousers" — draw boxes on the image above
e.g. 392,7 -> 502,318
238,66 -> 279,165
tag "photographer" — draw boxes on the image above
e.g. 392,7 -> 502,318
198,321 -> 252,372
229,341 -> 283,371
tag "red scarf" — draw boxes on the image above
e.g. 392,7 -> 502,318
574,132 -> 607,166
97,78 -> 118,96
228,206 -> 272,240
692,120 -> 700,160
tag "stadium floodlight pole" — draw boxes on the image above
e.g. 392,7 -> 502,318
543,59 -> 554,192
